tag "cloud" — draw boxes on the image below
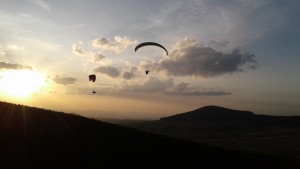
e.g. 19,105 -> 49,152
93,65 -> 137,79
166,82 -> 231,96
121,71 -> 135,80
206,40 -> 229,50
121,65 -> 137,80
72,43 -> 106,62
0,44 -> 25,56
150,37 -> 257,77
92,36 -> 137,53
115,77 -> 230,96
0,62 -> 32,70
116,77 -> 174,93
52,75 -> 76,85
72,44 -> 88,56
164,82 -> 231,96
92,53 -> 106,62
93,66 -> 121,78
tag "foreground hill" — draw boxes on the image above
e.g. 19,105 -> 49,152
127,106 -> 300,158
0,101 -> 299,169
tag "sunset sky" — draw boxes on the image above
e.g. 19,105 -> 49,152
0,0 -> 299,119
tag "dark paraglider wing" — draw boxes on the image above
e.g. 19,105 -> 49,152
135,42 -> 168,55
89,74 -> 96,82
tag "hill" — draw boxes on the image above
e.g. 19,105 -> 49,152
160,105 -> 300,127
160,105 -> 256,122
0,101 -> 299,169
126,106 -> 300,158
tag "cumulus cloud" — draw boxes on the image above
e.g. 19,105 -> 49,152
93,66 -> 121,78
92,36 -> 137,53
52,75 -> 76,85
151,37 -> 257,77
0,62 -> 32,70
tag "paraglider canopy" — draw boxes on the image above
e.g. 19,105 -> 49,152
89,74 -> 96,82
135,42 -> 168,55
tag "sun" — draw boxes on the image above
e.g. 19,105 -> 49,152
0,70 -> 47,99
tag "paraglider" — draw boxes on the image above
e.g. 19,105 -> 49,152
89,74 -> 96,94
135,42 -> 168,56
89,74 -> 96,82
135,42 -> 168,75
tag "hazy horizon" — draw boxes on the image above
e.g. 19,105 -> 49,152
0,0 -> 299,119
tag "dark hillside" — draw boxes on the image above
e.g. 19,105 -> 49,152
0,101 -> 299,169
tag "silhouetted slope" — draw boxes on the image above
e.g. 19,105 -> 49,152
0,101 -> 299,169
161,106 -> 255,122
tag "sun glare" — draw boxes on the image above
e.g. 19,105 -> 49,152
0,70 -> 47,99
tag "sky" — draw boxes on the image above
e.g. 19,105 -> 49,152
0,0 -> 299,119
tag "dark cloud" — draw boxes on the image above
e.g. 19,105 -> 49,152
0,62 -> 32,70
93,66 -> 121,78
151,38 -> 257,77
53,75 -> 76,85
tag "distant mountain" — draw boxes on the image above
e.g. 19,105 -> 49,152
1,101 -> 299,169
161,106 -> 255,122
160,105 -> 300,127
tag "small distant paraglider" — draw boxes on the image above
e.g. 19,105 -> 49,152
135,42 -> 168,75
89,74 -> 96,82
89,74 -> 96,94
